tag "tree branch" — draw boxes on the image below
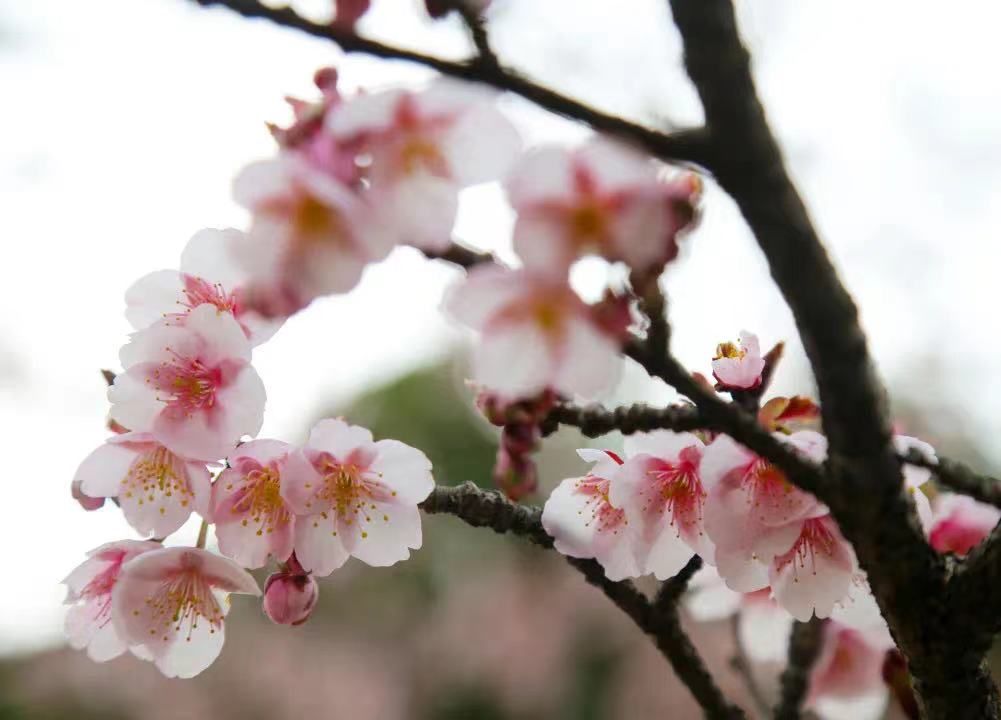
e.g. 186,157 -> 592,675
773,618 -> 824,720
729,614 -> 772,719
420,482 -> 745,718
902,449 -> 1001,508
540,400 -> 704,438
189,0 -> 712,167
420,241 -> 494,269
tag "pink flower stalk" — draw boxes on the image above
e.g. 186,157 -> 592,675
62,540 -> 161,662
231,153 -> 394,317
112,546 -> 260,678
74,432 -> 211,538
443,265 -> 623,399
609,431 -> 711,579
701,431 -> 859,620
542,449 -> 641,581
711,331 -> 766,391
109,304 -> 266,461
326,81 -> 521,251
928,493 -> 1001,556
262,556 -> 319,626
280,419 -> 435,576
807,623 -> 893,720
211,439 -> 298,569
124,228 -> 283,346
505,138 -> 700,276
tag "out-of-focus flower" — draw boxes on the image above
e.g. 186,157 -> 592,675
110,304 -> 266,461
124,228 -> 284,346
443,265 -> 622,399
808,622 -> 893,720
74,432 -> 211,538
506,138 -> 700,275
262,555 -> 319,626
711,331 -> 765,391
281,419 -> 434,576
424,0 -> 491,19
609,431 -> 710,579
62,540 -> 161,662
542,449 -> 641,580
494,423 -> 540,500
759,396 -> 821,434
928,493 -> 1000,556
112,547 -> 260,678
211,439 -> 298,569
231,154 -> 394,317
327,81 -> 521,251
332,0 -> 371,30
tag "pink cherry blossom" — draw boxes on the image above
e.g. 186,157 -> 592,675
111,546 -> 260,678
542,449 -> 641,581
211,439 -> 298,569
609,431 -> 710,579
929,493 -> 1000,556
124,228 -> 283,346
505,138 -> 700,275
74,432 -> 211,538
807,623 -> 892,720
711,330 -> 766,391
280,419 -> 435,576
109,304 -> 266,461
443,265 -> 623,399
262,555 -> 319,626
71,477 -> 105,512
231,153 -> 394,316
326,81 -> 521,251
62,540 -> 161,662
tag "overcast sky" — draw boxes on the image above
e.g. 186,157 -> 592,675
1,0 -> 998,655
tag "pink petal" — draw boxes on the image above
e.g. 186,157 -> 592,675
368,439 -> 434,503
293,514 -> 351,576
551,315 -> 622,398
349,501 -> 423,567
124,270 -> 185,330
769,516 -> 856,621
75,440 -> 142,498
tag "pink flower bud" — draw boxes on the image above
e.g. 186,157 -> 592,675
493,446 -> 537,501
71,478 -> 105,512
263,570 -> 319,626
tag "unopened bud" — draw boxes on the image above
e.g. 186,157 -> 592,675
263,569 -> 319,626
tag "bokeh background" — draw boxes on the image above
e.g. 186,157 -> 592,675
1,0 -> 999,717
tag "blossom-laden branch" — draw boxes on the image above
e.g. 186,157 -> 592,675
190,0 -> 712,167
421,483 -> 745,719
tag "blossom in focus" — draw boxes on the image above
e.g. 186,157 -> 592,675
211,439 -> 298,569
808,622 -> 893,720
74,432 -> 211,538
281,419 -> 434,576
327,81 -> 521,251
124,228 -> 283,346
62,540 -> 161,662
231,153 -> 393,316
443,265 -> 623,399
711,330 -> 765,391
109,304 -> 266,461
262,555 -> 318,626
542,449 -> 641,581
112,546 -> 260,678
506,138 -> 700,275
928,493 -> 1000,556
609,431 -> 710,579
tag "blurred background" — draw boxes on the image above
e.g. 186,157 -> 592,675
1,0 -> 999,717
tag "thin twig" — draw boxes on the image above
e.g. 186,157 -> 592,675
420,241 -> 494,269
654,554 -> 703,610
189,0 -> 712,167
454,3 -> 499,70
773,618 -> 824,720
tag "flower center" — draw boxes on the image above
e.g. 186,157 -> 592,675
151,352 -> 221,416
181,275 -> 239,316
569,202 -> 607,244
293,193 -> 343,241
230,467 -> 290,536
775,517 -> 837,576
142,571 -> 224,643
714,341 -> 745,360
574,475 -> 627,534
122,447 -> 192,514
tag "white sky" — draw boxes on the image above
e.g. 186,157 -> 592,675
2,0 -> 1000,655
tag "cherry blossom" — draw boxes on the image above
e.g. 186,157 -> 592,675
326,81 -> 521,251
711,331 -> 765,391
609,431 -> 710,579
74,432 -> 211,538
542,449 -> 641,581
280,419 -> 435,576
71,478 -> 105,512
62,540 -> 161,662
231,153 -> 393,317
505,138 -> 700,275
807,623 -> 893,720
929,493 -> 1000,556
262,555 -> 319,626
112,546 -> 260,678
211,439 -> 298,569
124,228 -> 283,346
109,304 -> 266,461
443,265 -> 622,399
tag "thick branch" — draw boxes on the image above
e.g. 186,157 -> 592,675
773,618 -> 824,720
420,483 -> 744,718
189,0 -> 711,166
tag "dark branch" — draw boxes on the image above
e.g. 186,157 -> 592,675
729,614 -> 772,719
773,618 -> 825,720
420,483 -> 744,718
654,554 -> 702,610
454,3 -> 499,71
189,0 -> 712,167
540,400 -> 704,438
420,241 -> 494,269
902,449 -> 1001,508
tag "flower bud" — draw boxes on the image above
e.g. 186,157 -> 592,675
263,569 -> 319,626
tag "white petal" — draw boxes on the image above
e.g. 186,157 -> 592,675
552,316 -> 622,399
473,319 -> 555,398
369,440 -> 434,503
124,270 -> 185,330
